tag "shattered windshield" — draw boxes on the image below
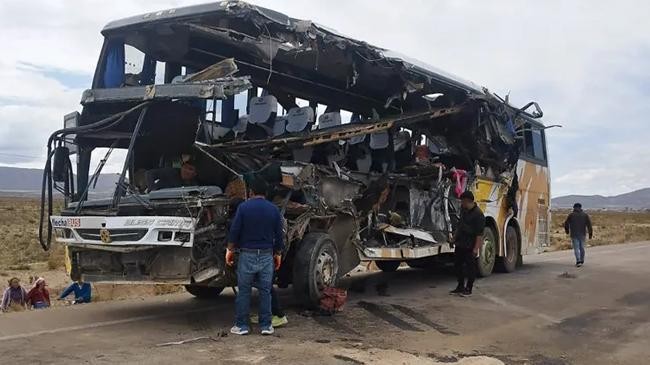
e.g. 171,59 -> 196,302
98,39 -> 166,88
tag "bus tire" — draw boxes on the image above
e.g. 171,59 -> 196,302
496,226 -> 519,273
185,285 -> 224,299
293,233 -> 339,308
375,260 -> 401,272
477,227 -> 497,277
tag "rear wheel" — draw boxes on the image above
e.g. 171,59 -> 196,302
184,285 -> 224,299
293,233 -> 340,308
496,226 -> 519,273
477,227 -> 496,277
375,260 -> 401,272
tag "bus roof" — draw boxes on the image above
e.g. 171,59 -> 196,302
99,1 -> 489,115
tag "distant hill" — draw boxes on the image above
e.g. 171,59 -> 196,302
0,166 -> 118,197
552,188 -> 650,210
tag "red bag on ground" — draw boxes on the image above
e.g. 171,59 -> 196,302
319,287 -> 347,314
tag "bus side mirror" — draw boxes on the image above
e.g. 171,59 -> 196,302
52,146 -> 70,183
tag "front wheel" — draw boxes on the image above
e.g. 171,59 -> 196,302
293,233 -> 340,308
477,227 -> 496,277
184,285 -> 224,299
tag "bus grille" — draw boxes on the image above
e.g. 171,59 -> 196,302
76,228 -> 147,242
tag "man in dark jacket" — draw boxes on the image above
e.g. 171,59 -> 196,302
226,178 -> 284,336
564,203 -> 593,267
450,191 -> 485,296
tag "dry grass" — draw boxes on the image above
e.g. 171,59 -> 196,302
0,197 -> 184,302
550,209 -> 650,250
0,197 -> 64,268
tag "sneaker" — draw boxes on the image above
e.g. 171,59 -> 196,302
230,325 -> 249,335
261,326 -> 275,335
272,315 -> 288,328
460,288 -> 472,297
449,286 -> 464,295
577,262 -> 583,267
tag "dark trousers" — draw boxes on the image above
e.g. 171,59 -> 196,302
454,246 -> 477,290
271,287 -> 284,317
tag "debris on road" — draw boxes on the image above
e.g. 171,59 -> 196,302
155,336 -> 219,347
558,272 -> 577,279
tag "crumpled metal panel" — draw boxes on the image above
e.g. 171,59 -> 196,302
80,77 -> 251,105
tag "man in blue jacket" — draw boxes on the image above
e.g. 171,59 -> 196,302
226,178 -> 284,336
59,274 -> 92,304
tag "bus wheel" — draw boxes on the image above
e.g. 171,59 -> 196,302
184,285 -> 224,299
496,226 -> 519,273
293,233 -> 339,308
477,227 -> 496,277
375,260 -> 401,272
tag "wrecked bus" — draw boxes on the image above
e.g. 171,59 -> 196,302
40,1 -> 551,307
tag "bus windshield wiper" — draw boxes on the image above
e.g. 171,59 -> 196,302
74,143 -> 116,214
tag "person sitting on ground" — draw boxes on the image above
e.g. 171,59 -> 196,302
1,277 -> 28,312
26,277 -> 50,310
58,274 -> 92,304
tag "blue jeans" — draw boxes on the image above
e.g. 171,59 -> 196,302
572,236 -> 585,263
235,251 -> 274,330
33,301 -> 49,310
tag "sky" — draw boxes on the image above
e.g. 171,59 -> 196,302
0,0 -> 649,197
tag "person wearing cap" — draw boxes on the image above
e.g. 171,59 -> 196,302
226,178 -> 284,336
450,191 -> 485,296
564,203 -> 593,267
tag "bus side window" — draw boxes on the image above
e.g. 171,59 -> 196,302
523,123 -> 547,163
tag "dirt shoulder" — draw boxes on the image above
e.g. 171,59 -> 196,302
549,209 -> 650,250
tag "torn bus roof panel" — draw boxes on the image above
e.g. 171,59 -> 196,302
80,76 -> 252,105
99,1 -> 485,114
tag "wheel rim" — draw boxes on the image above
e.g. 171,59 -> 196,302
481,236 -> 495,270
315,249 -> 337,289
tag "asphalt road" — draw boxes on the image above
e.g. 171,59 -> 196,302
1,241 -> 649,365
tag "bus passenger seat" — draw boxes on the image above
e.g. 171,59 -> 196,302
285,107 -> 315,161
233,115 -> 249,137
273,116 -> 287,137
285,107 -> 314,133
317,112 -> 341,129
249,95 -> 278,125
370,131 -> 390,172
348,134 -> 371,173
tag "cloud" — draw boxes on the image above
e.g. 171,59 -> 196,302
0,0 -> 648,197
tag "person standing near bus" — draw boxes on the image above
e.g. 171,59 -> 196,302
564,203 -> 593,267
226,178 -> 284,336
450,191 -> 485,297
